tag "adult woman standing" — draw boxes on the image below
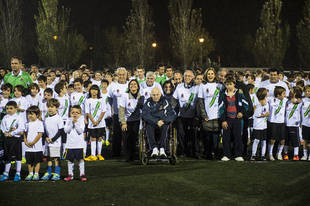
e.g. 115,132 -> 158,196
119,79 -> 144,162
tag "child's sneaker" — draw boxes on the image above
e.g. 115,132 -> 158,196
51,173 -> 61,181
235,157 -> 244,162
80,175 -> 87,182
25,174 -> 33,181
41,172 -> 52,180
283,154 -> 289,160
221,156 -> 230,161
301,155 -> 308,161
64,175 -> 74,182
13,174 -> 21,182
32,174 -> 39,181
268,154 -> 275,161
293,156 -> 299,161
84,155 -> 97,161
0,174 -> 9,181
261,156 -> 267,161
97,154 -> 105,161
250,156 -> 256,161
105,140 -> 110,146
21,157 -> 26,164
277,154 -> 283,160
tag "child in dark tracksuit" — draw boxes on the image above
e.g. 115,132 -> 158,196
219,77 -> 249,161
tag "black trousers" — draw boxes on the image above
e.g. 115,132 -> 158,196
242,119 -> 249,156
176,117 -> 199,156
145,123 -> 169,150
286,127 -> 299,147
122,120 -> 140,160
203,131 -> 220,158
112,114 -> 122,156
222,118 -> 243,158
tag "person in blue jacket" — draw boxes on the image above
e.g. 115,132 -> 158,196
142,87 -> 176,158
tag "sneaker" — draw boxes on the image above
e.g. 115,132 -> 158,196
301,155 -> 308,161
293,156 -> 299,161
159,148 -> 167,158
41,172 -> 52,180
13,174 -> 21,182
308,155 -> 310,161
151,147 -> 159,157
80,175 -> 87,182
64,175 -> 74,182
221,156 -> 230,161
32,174 -> 39,181
21,157 -> 26,164
25,174 -> 33,181
0,174 -> 9,181
283,154 -> 289,160
261,156 -> 267,161
51,173 -> 61,181
235,157 -> 244,162
84,155 -> 98,161
105,140 -> 110,146
269,154 -> 275,161
250,156 -> 256,161
97,154 -> 105,161
277,154 -> 283,161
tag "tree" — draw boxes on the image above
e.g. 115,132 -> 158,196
253,0 -> 290,67
297,0 -> 310,68
169,0 -> 215,68
0,0 -> 23,65
123,0 -> 155,67
35,0 -> 86,67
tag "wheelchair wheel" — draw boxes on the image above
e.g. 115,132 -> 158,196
141,152 -> 148,165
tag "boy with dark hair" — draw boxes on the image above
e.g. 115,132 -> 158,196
219,77 -> 249,161
0,101 -> 25,181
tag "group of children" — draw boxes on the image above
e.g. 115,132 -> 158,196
0,76 -> 112,182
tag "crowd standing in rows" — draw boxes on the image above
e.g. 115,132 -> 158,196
0,56 -> 309,182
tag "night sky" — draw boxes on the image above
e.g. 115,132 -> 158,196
22,0 -> 306,68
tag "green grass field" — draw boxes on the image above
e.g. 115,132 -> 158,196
1,159 -> 310,206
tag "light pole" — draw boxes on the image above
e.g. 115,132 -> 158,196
152,42 -> 157,67
198,37 -> 204,66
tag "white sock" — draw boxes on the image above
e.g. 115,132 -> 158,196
79,161 -> 85,176
34,172 -> 38,176
294,147 -> 299,156
83,141 -> 87,155
283,145 -> 288,154
29,172 -> 34,176
91,141 -> 96,156
105,129 -> 110,141
248,127 -> 251,139
62,143 -> 66,156
252,139 -> 259,157
4,163 -> 11,175
261,140 -> 267,156
277,145 -> 284,155
97,141 -> 102,155
304,149 -> 308,157
16,161 -> 21,175
268,144 -> 274,155
22,142 -> 26,157
68,161 -> 74,176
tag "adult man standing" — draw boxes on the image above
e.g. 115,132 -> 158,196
4,57 -> 32,89
108,67 -> 129,157
259,68 -> 289,97
140,71 -> 163,102
155,64 -> 167,84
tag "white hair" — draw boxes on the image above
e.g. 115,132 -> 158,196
116,67 -> 127,74
146,71 -> 155,78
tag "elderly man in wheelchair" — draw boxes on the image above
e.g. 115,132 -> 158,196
142,87 -> 177,158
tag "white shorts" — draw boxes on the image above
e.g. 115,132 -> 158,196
46,147 -> 61,158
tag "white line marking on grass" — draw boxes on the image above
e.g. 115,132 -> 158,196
285,171 -> 310,186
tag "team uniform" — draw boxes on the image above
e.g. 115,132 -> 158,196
267,97 -> 288,159
301,97 -> 310,160
0,112 -> 25,182
102,92 -> 112,145
56,94 -> 70,156
70,91 -> 87,114
85,97 -> 106,158
259,80 -> 290,97
25,119 -> 44,166
44,114 -> 64,157
26,94 -> 42,108
173,83 -> 200,157
284,101 -> 302,159
108,81 -> 128,156
251,102 -> 269,159
64,115 -> 86,180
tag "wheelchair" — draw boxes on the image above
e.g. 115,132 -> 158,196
139,121 -> 177,165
